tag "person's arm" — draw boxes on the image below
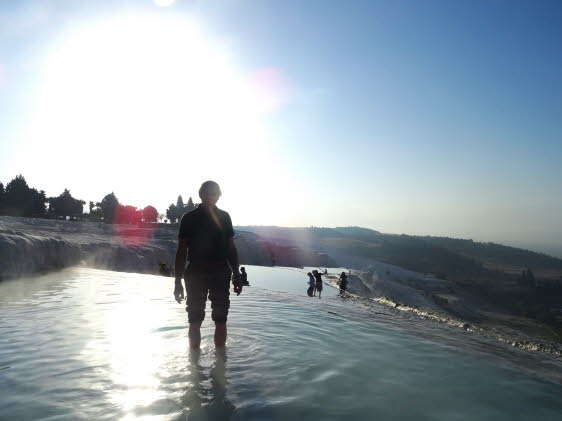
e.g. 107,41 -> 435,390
173,238 -> 188,303
227,237 -> 243,295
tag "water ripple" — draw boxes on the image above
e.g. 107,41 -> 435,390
1,267 -> 562,421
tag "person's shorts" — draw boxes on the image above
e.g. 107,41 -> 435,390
184,264 -> 231,323
315,282 -> 323,292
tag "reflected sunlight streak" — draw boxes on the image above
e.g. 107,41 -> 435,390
106,297 -> 164,411
79,274 -> 187,418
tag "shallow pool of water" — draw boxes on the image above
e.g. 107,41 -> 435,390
241,265 -> 340,297
1,267 -> 561,420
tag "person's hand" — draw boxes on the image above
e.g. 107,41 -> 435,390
232,273 -> 243,296
174,281 -> 184,303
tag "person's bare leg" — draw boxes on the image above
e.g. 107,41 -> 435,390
214,322 -> 227,348
189,322 -> 202,351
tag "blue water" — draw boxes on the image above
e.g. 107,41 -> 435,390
1,267 -> 561,420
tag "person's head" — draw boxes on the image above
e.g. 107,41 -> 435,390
241,267 -> 246,272
199,180 -> 221,207
341,272 -> 345,276
307,272 -> 312,276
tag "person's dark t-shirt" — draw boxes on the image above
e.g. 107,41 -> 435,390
241,271 -> 248,285
178,205 -> 234,265
340,273 -> 347,285
314,272 -> 323,284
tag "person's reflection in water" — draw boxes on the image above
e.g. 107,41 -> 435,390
178,349 -> 236,420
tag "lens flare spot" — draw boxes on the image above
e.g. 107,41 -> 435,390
249,67 -> 291,113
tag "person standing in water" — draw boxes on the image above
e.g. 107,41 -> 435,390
240,267 -> 249,286
307,272 -> 315,297
174,181 -> 243,351
338,271 -> 348,296
313,270 -> 323,298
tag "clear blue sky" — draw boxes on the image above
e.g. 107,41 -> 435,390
1,0 -> 561,256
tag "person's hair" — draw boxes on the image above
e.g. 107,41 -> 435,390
307,272 -> 312,276
341,272 -> 345,275
241,267 -> 245,271
199,180 -> 221,197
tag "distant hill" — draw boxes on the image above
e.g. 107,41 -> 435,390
237,225 -> 562,282
420,237 -> 562,278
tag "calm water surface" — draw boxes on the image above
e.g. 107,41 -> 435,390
1,267 -> 562,421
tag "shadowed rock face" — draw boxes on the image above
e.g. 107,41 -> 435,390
0,217 -> 336,280
0,230 -> 82,280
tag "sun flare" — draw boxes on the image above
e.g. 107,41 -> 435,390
23,13 -> 289,221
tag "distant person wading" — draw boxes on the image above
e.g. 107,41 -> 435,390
173,181 -> 243,351
307,272 -> 315,297
338,271 -> 348,296
313,270 -> 323,298
240,266 -> 249,286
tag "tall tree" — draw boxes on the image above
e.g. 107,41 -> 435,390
114,204 -> 141,224
186,197 -> 195,212
98,192 -> 119,223
48,189 -> 85,218
142,205 -> 158,223
166,203 -> 178,224
31,189 -> 48,216
4,175 -> 30,216
88,201 -> 102,221
177,195 -> 184,211
2,175 -> 46,217
176,195 -> 186,219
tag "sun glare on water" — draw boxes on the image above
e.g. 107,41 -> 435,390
24,13 -> 290,221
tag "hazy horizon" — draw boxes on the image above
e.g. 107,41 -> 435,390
1,1 -> 561,258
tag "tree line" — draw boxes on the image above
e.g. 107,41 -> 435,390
165,195 -> 197,224
0,174 -> 195,224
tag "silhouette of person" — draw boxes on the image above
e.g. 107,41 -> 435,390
313,270 -> 323,298
174,180 -> 243,351
338,271 -> 348,296
240,267 -> 249,286
159,262 -> 171,276
307,272 -> 315,297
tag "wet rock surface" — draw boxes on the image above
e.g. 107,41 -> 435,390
0,216 -> 334,280
0,230 -> 82,280
331,270 -> 562,357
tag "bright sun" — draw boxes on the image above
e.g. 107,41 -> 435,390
24,13 -> 289,222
